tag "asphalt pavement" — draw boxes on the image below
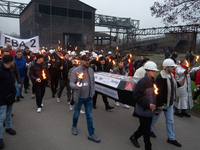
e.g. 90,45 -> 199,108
2,87 -> 200,150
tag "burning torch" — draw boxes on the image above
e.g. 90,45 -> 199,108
76,72 -> 84,87
60,56 -> 64,79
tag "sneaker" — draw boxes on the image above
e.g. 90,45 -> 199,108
115,101 -> 120,107
37,108 -> 42,113
24,90 -> 28,93
20,94 -> 24,98
5,128 -> 16,135
57,97 -> 60,103
41,104 -> 44,107
88,134 -> 101,142
31,94 -> 35,99
0,139 -> 4,149
72,126 -> 77,135
150,131 -> 156,138
167,139 -> 182,147
106,105 -> 114,110
52,94 -> 55,98
80,110 -> 85,114
122,104 -> 130,109
181,112 -> 191,117
70,105 -> 73,111
174,112 -> 183,117
129,135 -> 140,148
15,96 -> 20,102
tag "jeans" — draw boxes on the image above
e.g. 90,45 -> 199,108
15,76 -> 25,97
57,80 -> 71,101
72,97 -> 94,135
150,105 -> 175,141
0,104 -> 13,139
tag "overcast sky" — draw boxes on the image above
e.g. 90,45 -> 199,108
0,0 -> 184,35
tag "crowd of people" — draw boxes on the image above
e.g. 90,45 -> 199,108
0,44 -> 199,150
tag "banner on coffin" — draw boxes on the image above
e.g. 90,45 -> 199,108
0,34 -> 39,53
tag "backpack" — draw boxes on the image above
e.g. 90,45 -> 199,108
190,69 -> 200,81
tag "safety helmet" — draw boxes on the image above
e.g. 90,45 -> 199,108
71,51 -> 77,56
99,54 -> 103,58
41,49 -> 46,53
144,61 -> 159,71
163,58 -> 177,67
108,51 -> 112,54
93,53 -> 98,58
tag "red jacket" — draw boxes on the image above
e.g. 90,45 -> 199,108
196,70 -> 200,85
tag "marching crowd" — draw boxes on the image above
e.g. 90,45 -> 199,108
0,44 -> 199,150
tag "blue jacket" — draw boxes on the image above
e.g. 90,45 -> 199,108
0,61 -> 16,106
14,57 -> 27,77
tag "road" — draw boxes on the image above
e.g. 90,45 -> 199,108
2,86 -> 200,150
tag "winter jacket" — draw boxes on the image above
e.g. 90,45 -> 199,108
134,66 -> 146,78
0,61 -> 16,106
175,65 -> 193,109
29,61 -> 50,84
49,61 -> 59,80
70,65 -> 95,103
14,57 -> 27,77
133,73 -> 156,117
57,59 -> 73,80
156,70 -> 183,110
113,66 -> 126,75
195,70 -> 200,85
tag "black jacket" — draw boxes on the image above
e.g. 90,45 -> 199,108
57,59 -> 73,80
30,61 -> 50,84
0,61 -> 16,106
49,60 -> 59,80
96,63 -> 109,72
134,73 -> 156,117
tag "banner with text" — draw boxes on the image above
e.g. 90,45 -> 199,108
0,34 -> 39,53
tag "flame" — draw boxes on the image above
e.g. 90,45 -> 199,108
74,59 -> 78,64
77,72 -> 84,79
61,47 -> 62,51
27,55 -> 30,59
177,60 -> 181,63
109,59 -> 111,62
75,47 -> 77,51
48,56 -> 51,61
58,40 -> 60,44
37,50 -> 42,54
42,70 -> 46,79
116,46 -> 118,50
0,50 -> 1,55
60,56 -> 64,59
112,60 -> 116,65
153,84 -> 159,95
130,54 -> 132,58
96,57 -> 99,61
196,56 -> 199,62
128,59 -> 131,63
185,60 -> 189,67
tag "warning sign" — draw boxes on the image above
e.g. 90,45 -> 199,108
125,82 -> 134,91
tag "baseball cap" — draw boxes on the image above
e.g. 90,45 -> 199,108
81,54 -> 90,61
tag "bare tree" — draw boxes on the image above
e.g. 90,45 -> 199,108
150,0 -> 200,25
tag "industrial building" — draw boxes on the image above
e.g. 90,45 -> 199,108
20,0 -> 96,50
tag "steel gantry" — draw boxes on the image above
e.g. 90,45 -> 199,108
0,0 -> 27,18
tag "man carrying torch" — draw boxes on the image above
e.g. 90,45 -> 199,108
129,61 -> 158,150
30,54 -> 50,113
150,59 -> 185,147
70,54 -> 100,143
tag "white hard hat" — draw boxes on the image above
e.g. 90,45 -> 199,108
99,54 -> 103,58
85,50 -> 89,53
93,53 -> 98,58
41,50 -> 46,53
144,61 -> 159,71
71,51 -> 77,56
68,50 -> 71,54
49,49 -> 55,54
108,51 -> 112,54
163,58 -> 177,67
